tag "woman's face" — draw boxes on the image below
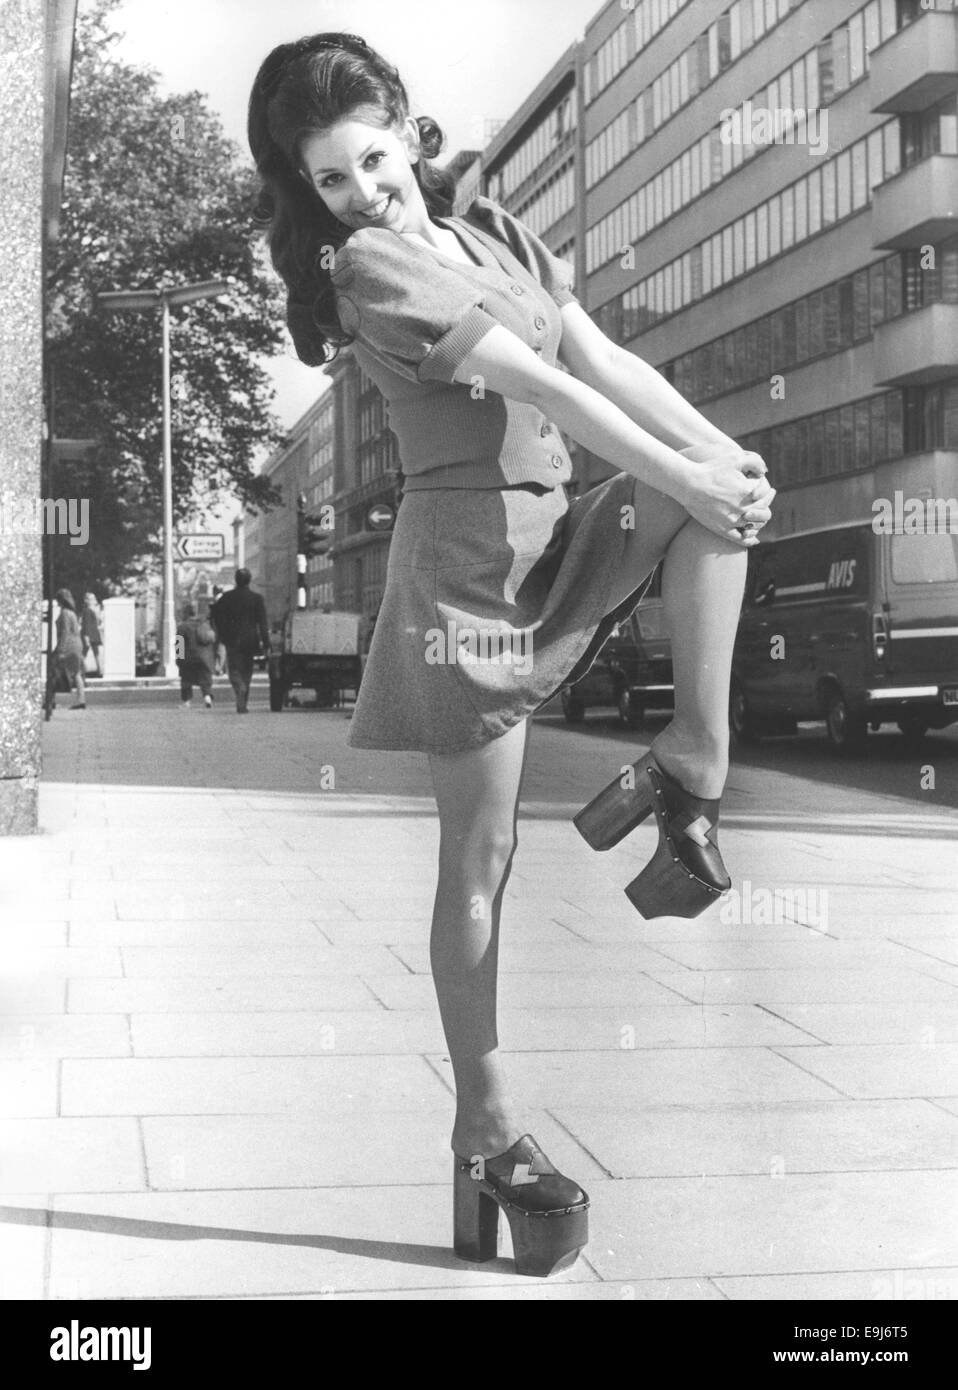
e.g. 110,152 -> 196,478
299,116 -> 426,233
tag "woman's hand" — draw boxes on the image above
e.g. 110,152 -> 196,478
676,444 -> 776,547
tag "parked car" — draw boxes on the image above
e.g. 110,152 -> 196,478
268,610 -> 364,711
730,518 -> 958,754
559,565 -> 674,727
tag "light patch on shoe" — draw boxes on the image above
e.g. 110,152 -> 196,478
681,815 -> 712,846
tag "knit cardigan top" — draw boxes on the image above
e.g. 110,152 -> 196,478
325,195 -> 578,491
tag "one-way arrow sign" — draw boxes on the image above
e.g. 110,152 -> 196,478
175,533 -> 224,561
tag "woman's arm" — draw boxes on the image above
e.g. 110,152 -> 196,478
556,302 -> 739,455
451,324 -> 772,546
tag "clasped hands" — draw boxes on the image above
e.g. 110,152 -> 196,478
676,441 -> 776,548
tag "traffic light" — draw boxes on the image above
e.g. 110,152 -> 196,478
296,494 -> 331,559
296,494 -> 334,609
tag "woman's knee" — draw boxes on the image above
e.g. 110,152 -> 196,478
439,820 -> 517,879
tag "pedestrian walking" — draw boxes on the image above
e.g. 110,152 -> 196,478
80,592 -> 103,676
249,32 -> 775,1277
210,585 -> 228,674
53,588 -> 86,710
210,568 -> 269,713
175,601 -> 216,708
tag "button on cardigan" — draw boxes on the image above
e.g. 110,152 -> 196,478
326,196 -> 579,491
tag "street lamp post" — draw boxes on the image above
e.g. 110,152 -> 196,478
97,279 -> 229,678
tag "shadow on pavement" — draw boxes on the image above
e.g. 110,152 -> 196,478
0,1204 -> 508,1276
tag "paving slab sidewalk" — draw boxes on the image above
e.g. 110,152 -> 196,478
1,702 -> 958,1300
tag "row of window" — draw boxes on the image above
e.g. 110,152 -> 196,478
338,560 -> 387,618
513,164 -> 576,239
307,472 -> 335,508
902,96 -> 958,167
358,433 -> 399,489
306,553 -> 333,579
662,239 -> 958,405
308,581 -> 334,608
586,0 -> 900,266
741,381 -> 958,490
359,391 -> 387,444
307,440 -> 333,477
586,0 -> 810,190
484,91 -> 576,204
594,120 -> 899,336
584,0 -> 692,106
305,401 -> 333,452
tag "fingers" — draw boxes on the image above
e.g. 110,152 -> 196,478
736,451 -> 768,478
741,494 -> 775,520
725,526 -> 759,547
744,475 -> 775,501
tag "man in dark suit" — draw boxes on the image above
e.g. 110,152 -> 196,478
210,568 -> 269,713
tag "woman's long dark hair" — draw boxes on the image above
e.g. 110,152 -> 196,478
248,32 -> 456,367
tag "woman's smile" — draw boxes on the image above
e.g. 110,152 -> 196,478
358,195 -> 393,221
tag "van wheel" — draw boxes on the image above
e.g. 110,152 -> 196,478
898,713 -> 929,752
729,679 -> 758,745
618,687 -> 645,729
561,686 -> 585,724
824,688 -> 867,754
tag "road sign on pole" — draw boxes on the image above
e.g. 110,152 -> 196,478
366,503 -> 395,531
174,534 -> 225,561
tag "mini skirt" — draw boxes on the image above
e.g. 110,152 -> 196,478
347,470 -> 653,755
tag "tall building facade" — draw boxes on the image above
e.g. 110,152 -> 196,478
242,383 -> 337,624
302,388 -> 336,609
481,44 -> 589,482
327,351 -> 400,620
581,0 -> 957,534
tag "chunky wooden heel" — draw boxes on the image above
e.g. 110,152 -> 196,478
453,1159 -> 500,1263
573,762 -> 655,850
452,1135 -> 589,1278
624,758 -> 731,919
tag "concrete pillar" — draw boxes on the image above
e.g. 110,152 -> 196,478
0,0 -> 44,834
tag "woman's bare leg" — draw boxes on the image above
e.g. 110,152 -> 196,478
73,670 -> 86,706
603,478 -> 748,798
428,718 -> 530,1159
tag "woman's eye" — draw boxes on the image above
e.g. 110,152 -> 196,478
320,152 -> 386,188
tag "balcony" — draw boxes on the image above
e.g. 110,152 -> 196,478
870,12 -> 958,114
872,156 -> 958,248
334,470 -> 400,513
872,303 -> 958,386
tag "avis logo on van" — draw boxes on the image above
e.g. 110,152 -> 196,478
826,559 -> 856,589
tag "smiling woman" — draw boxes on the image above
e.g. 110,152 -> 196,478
247,32 -> 457,367
246,27 -> 773,1281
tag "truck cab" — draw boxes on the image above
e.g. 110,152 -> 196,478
268,610 -> 364,711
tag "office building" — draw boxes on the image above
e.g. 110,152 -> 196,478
580,0 -> 957,534
242,384 -> 337,623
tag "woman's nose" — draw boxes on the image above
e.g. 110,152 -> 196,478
351,172 -> 380,206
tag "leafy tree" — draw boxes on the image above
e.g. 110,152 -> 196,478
46,0 -> 287,600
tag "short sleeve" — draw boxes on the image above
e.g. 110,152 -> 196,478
329,229 -> 501,384
468,196 -> 579,308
